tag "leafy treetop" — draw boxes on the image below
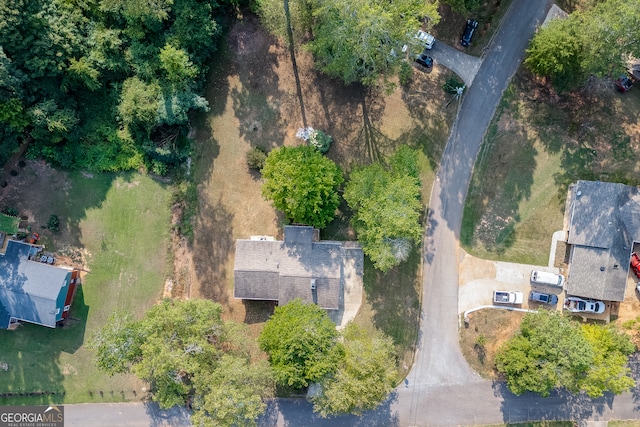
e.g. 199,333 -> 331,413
261,145 -> 343,228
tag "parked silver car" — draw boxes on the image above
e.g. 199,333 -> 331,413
529,291 -> 558,305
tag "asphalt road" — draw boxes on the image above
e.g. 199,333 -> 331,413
64,1 -> 640,425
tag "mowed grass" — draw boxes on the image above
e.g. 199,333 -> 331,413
0,172 -> 171,405
462,85 -> 564,265
462,69 -> 640,265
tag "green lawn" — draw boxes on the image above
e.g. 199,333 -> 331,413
0,214 -> 19,234
461,86 -> 564,264
462,69 -> 640,265
0,172 -> 171,405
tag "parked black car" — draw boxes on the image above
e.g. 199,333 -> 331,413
460,19 -> 478,47
414,49 -> 433,69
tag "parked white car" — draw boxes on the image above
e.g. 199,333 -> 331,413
564,297 -> 605,314
415,30 -> 435,50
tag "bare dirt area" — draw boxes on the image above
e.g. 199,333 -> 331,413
0,160 -> 87,268
460,309 -> 525,379
180,13 -> 458,335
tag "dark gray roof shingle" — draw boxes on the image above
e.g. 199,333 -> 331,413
233,226 -> 361,310
567,180 -> 640,302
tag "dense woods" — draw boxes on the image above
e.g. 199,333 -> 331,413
0,0 -> 229,172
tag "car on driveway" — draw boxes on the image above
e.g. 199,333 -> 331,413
460,19 -> 478,47
414,50 -> 433,69
529,291 -> 558,305
564,296 -> 605,314
415,30 -> 435,49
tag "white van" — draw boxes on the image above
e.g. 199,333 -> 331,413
530,270 -> 564,289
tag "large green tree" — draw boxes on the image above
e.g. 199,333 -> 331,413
344,145 -> 422,272
526,0 -> 640,90
261,145 -> 343,228
312,323 -> 397,417
580,324 -> 635,398
256,0 -> 439,86
91,299 -> 274,427
0,0 -> 224,173
308,0 -> 439,86
495,310 -> 635,397
259,299 -> 342,389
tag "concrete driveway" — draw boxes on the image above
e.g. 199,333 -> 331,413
429,42 -> 483,87
458,251 -> 562,314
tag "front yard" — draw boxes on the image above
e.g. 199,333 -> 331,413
462,68 -> 640,265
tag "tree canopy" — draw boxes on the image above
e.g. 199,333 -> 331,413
256,0 -> 439,86
343,145 -> 423,271
90,299 -> 274,427
311,323 -> 397,417
259,299 -> 342,389
261,145 -> 343,228
526,0 -> 640,90
0,0 -> 225,172
495,310 -> 635,398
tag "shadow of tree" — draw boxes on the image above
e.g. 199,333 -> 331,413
362,249 -> 421,367
228,15 -> 286,151
258,391 -> 399,426
492,380 -> 615,424
192,196 -> 234,304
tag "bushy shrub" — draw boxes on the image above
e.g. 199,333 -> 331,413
443,77 -> 465,94
2,207 -> 18,217
246,146 -> 267,170
47,215 -> 60,232
308,130 -> 333,153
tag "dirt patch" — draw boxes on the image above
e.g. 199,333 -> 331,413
0,160 -> 86,266
460,309 -> 525,379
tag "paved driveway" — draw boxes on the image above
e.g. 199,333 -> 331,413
458,251 -> 562,314
429,42 -> 482,86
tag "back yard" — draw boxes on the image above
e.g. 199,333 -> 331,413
0,165 -> 171,404
184,14 -> 459,378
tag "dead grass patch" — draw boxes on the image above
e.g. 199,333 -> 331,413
460,309 -> 525,378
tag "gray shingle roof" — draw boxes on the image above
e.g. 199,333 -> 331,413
0,240 -> 72,328
233,226 -> 361,310
566,180 -> 640,302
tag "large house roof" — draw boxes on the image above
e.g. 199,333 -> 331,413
234,226 -> 360,310
566,180 -> 640,301
0,240 -> 72,328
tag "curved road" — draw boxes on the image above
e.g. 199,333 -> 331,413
65,0 -> 640,425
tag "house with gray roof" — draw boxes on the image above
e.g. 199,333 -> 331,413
565,180 -> 640,301
0,239 -> 80,329
233,226 -> 363,311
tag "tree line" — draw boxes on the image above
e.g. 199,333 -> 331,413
92,298 -> 398,426
0,0 -> 229,172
